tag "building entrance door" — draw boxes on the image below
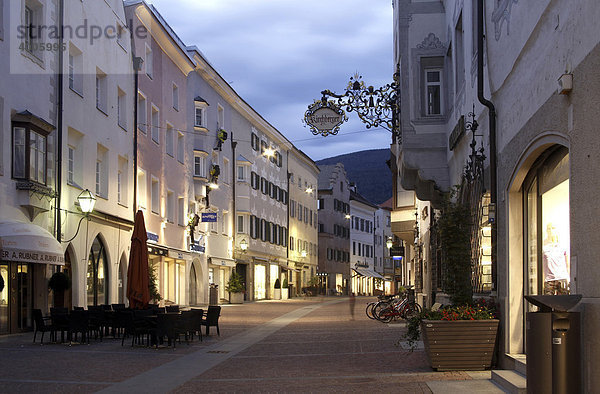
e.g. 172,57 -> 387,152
0,263 -> 32,334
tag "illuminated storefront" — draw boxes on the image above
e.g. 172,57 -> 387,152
254,264 -> 266,300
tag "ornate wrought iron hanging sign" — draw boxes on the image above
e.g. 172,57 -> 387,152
303,99 -> 347,137
305,67 -> 402,142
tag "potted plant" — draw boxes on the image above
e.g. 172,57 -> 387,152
281,278 -> 289,300
48,271 -> 71,308
226,271 -> 245,304
149,262 -> 162,304
403,300 -> 499,371
273,278 -> 282,300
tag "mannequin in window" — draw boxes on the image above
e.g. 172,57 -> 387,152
542,223 -> 569,295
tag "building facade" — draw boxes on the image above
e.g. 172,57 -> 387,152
0,0 -> 63,333
126,1 -> 195,307
392,0 -> 600,389
317,164 -> 351,295
288,147 -> 319,295
374,205 -> 393,294
349,189 -> 380,296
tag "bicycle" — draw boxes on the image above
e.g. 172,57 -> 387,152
365,294 -> 395,319
375,296 -> 421,322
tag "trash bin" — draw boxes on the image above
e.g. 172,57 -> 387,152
209,284 -> 219,306
525,295 -> 582,394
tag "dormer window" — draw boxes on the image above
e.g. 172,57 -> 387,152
194,96 -> 209,131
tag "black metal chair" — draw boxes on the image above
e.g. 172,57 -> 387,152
155,313 -> 179,348
50,307 -> 69,342
87,306 -> 105,341
111,303 -> 126,311
189,309 -> 204,342
68,310 -> 90,345
165,305 -> 180,313
32,309 -> 54,344
201,306 -> 221,336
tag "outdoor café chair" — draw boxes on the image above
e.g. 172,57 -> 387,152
201,306 -> 221,336
68,310 -> 90,345
32,309 -> 55,344
155,312 -> 179,348
189,308 -> 204,342
165,305 -> 180,313
50,307 -> 69,342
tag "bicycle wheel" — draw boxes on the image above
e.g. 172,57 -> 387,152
402,302 -> 422,319
365,303 -> 376,320
372,302 -> 389,320
376,307 -> 393,323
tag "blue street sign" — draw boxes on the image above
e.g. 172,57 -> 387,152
201,212 -> 217,222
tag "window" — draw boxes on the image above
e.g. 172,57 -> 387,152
251,171 -> 259,189
138,92 -> 147,133
118,88 -> 127,129
237,165 -> 245,181
151,106 -> 159,143
222,158 -> 229,184
166,191 -> 174,223
290,200 -> 296,217
194,153 -> 207,178
360,219 -> 365,232
165,124 -> 174,156
237,215 -> 244,233
117,171 -> 122,203
353,242 -> 356,255
261,177 -> 268,195
304,207 -> 309,223
177,132 -> 184,163
194,107 -> 206,128
137,169 -> 147,209
12,125 -> 47,184
222,211 -> 228,234
250,133 -> 259,151
116,23 -> 125,49
289,236 -> 294,251
151,177 -> 159,214
261,219 -> 268,242
425,69 -> 442,115
67,146 -> 74,185
217,104 -> 224,129
178,198 -> 185,226
298,204 -> 303,221
118,156 -> 128,206
96,69 -> 107,113
145,44 -> 153,78
95,145 -> 107,198
23,3 -> 42,59
172,84 -> 179,110
319,223 -> 324,233
68,44 -> 83,94
318,198 -> 324,210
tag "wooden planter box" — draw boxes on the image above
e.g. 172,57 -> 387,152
229,292 -> 244,304
421,319 -> 499,371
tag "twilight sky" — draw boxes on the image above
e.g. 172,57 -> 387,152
150,0 -> 394,161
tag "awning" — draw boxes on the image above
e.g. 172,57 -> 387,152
0,221 -> 64,265
353,267 -> 385,279
208,257 -> 236,268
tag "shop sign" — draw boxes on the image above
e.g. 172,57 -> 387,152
147,232 -> 159,243
449,115 -> 465,151
148,246 -> 168,256
390,246 -> 404,257
201,213 -> 217,222
304,99 -> 347,137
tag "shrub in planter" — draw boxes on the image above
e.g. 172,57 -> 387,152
401,300 -> 499,370
274,278 -> 281,289
48,271 -> 70,292
226,271 -> 245,293
282,278 -> 288,288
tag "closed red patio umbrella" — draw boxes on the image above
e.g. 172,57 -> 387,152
127,210 -> 150,309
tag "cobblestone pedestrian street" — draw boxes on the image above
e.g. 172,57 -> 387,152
0,297 -> 500,393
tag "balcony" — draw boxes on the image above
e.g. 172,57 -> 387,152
393,130 -> 449,207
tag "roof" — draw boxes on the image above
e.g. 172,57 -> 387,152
379,197 -> 394,210
194,96 -> 209,105
236,154 -> 252,164
350,190 -> 379,209
317,163 -> 346,190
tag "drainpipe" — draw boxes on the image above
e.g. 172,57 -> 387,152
55,0 -> 64,242
132,57 -> 143,215
478,0 -> 498,291
231,132 -> 236,269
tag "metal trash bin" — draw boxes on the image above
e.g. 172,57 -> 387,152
525,295 -> 582,394
209,284 -> 219,306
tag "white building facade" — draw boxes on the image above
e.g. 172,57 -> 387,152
392,0 -> 600,389
349,190 -> 380,296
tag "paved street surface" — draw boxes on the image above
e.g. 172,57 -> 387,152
0,297 -> 505,393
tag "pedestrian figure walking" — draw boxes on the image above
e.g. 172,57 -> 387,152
349,292 -> 356,320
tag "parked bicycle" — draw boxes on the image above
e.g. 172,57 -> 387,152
375,295 -> 421,322
365,294 -> 395,320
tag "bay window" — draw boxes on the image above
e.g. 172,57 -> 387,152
12,123 -> 48,184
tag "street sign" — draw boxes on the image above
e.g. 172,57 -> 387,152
201,212 -> 217,222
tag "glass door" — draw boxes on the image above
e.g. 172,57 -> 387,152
0,264 -> 8,334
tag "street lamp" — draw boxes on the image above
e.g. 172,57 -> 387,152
301,250 -> 307,258
240,238 -> 248,252
263,147 -> 275,158
345,214 -> 351,220
305,187 -> 313,194
62,189 -> 96,243
386,237 -> 393,250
